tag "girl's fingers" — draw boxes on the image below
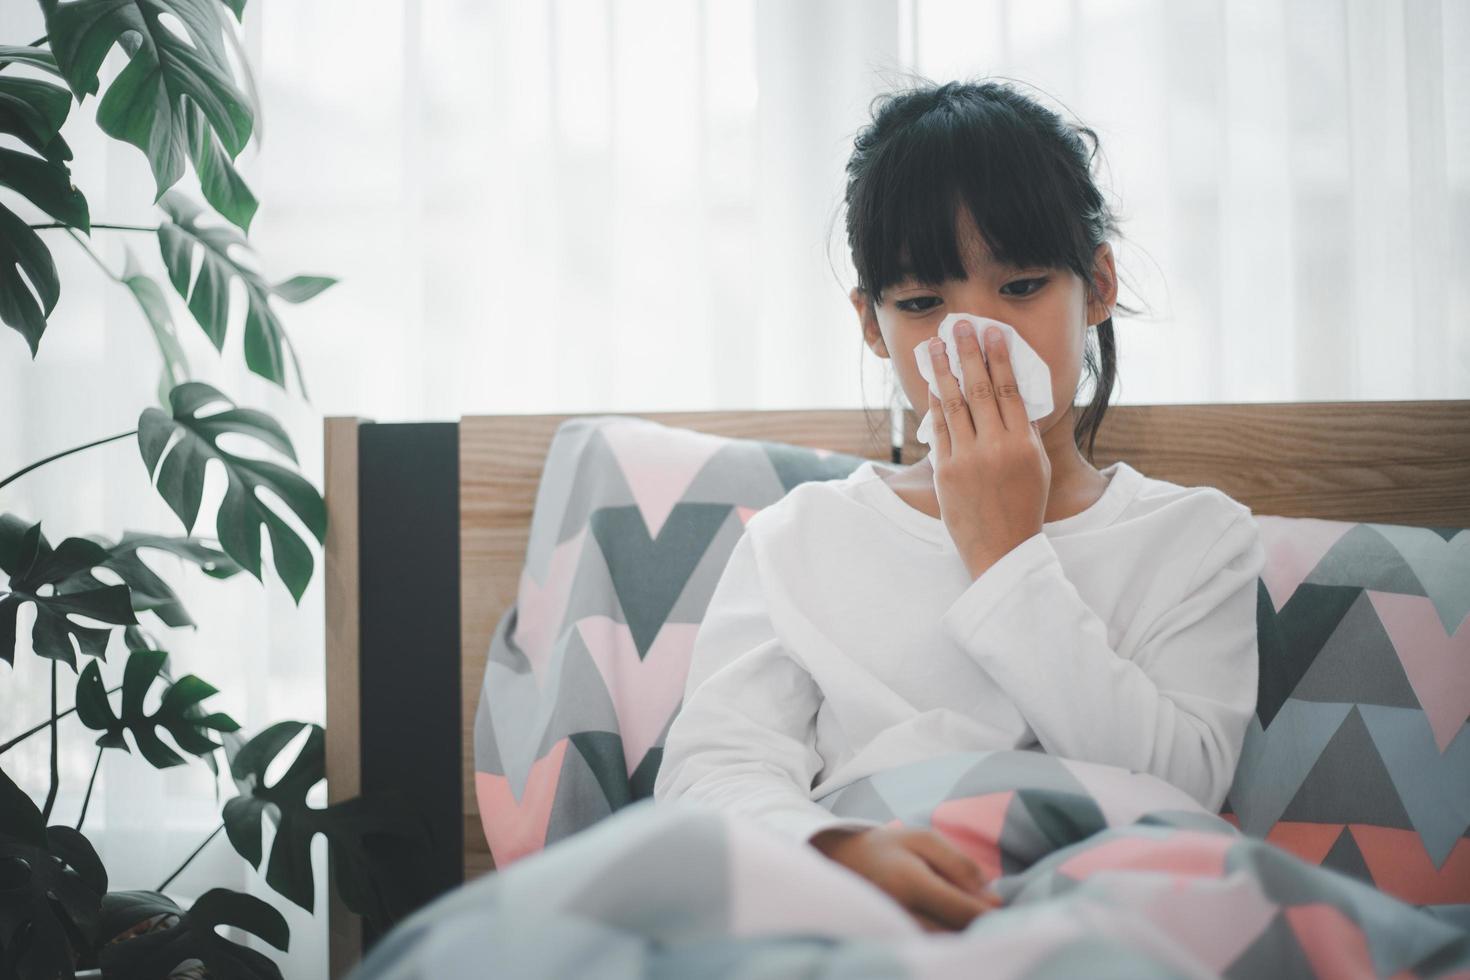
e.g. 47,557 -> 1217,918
954,321 -> 1005,433
905,862 -> 994,931
927,388 -> 950,457
928,337 -> 975,442
912,910 -> 951,933
907,830 -> 988,897
976,324 -> 1025,431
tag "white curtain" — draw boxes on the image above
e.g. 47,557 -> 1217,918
2,0 -> 1465,975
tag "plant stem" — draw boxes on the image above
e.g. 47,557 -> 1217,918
60,229 -> 193,394
77,745 -> 103,831
42,661 -> 59,823
0,37 -> 48,74
0,429 -> 138,491
31,222 -> 158,234
65,227 -> 123,281
0,683 -> 122,754
158,822 -> 225,893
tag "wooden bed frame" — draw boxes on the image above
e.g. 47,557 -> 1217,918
321,399 -> 1470,977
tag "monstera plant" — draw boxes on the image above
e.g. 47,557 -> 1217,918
1,4 -> 432,978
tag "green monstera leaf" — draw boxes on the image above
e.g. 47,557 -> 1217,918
157,192 -> 336,394
121,245 -> 192,406
121,624 -> 166,659
60,530 -> 243,630
0,47 -> 80,358
74,649 -> 239,768
137,382 -> 326,603
109,630 -> 235,790
0,521 -> 137,669
0,48 -> 74,163
40,0 -> 258,230
222,723 -> 436,931
0,48 -> 87,229
0,203 -> 58,357
97,888 -> 287,980
0,44 -> 63,75
0,766 -> 108,980
0,145 -> 88,231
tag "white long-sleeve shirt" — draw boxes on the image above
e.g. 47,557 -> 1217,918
652,456 -> 1267,845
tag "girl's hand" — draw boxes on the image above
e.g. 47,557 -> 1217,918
925,320 -> 1051,580
810,825 -> 1003,932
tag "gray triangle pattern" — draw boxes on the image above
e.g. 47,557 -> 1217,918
761,441 -> 869,491
866,751 -> 985,818
1291,590 -> 1421,708
521,417 -> 619,579
1320,826 -> 1375,887
533,627 -> 621,758
997,792 -> 1053,876
478,621 -> 620,793
558,517 -> 624,634
477,655 -> 545,795
1278,706 -> 1415,828
664,507 -> 751,625
553,507 -> 743,654
486,601 -> 534,675
551,426 -> 637,550
544,739 -> 617,848
818,777 -> 897,824
681,439 -> 792,505
1306,524 -> 1427,595
592,502 -> 731,657
1373,523 -> 1470,632
472,679 -> 504,775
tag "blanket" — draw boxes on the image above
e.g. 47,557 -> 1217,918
350,749 -> 1470,979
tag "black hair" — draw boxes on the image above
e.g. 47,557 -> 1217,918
837,76 -> 1139,463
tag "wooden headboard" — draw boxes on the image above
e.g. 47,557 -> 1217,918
321,399 -> 1470,977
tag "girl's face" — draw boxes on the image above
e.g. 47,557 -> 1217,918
851,206 -> 1117,446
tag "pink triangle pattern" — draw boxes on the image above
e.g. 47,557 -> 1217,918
602,423 -> 726,539
931,790 -> 1014,885
1128,872 -> 1279,975
1056,830 -> 1233,882
1283,903 -> 1379,980
575,615 -> 700,777
1367,590 -> 1470,752
475,737 -> 570,868
736,505 -> 761,526
1258,516 -> 1352,612
511,526 -> 591,689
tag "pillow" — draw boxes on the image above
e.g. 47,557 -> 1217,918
473,415 -> 1470,919
1222,515 -> 1470,917
471,415 -> 869,867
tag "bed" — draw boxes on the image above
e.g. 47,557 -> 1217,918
320,399 -> 1470,978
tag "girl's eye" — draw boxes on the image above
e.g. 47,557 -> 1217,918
1001,277 -> 1049,297
894,296 -> 941,313
893,277 -> 1049,312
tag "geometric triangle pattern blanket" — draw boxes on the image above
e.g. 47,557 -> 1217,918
360,750 -> 1470,979
1221,516 -> 1470,916
472,414 -> 1470,917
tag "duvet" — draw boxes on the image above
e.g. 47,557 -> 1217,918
349,749 -> 1470,979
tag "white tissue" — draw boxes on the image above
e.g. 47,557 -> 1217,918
911,313 -> 1054,447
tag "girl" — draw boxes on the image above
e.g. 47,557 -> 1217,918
652,79 -> 1266,935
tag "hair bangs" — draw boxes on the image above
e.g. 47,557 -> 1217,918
850,91 -> 1097,305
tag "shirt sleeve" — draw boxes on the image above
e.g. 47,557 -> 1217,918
939,511 -> 1266,812
653,529 -> 885,845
